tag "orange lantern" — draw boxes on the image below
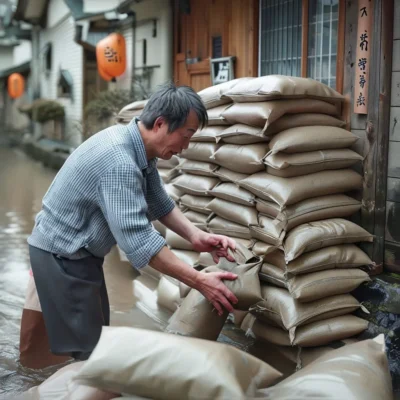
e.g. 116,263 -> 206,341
96,33 -> 126,80
98,65 -> 113,82
8,73 -> 25,99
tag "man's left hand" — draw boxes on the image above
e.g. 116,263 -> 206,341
190,230 -> 236,263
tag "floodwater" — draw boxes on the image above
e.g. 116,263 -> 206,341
0,145 -> 170,398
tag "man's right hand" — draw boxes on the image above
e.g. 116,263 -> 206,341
193,272 -> 238,316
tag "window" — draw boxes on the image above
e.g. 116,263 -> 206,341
259,0 -> 342,90
57,69 -> 73,100
42,43 -> 52,73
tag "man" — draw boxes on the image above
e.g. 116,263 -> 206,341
25,82 -> 238,361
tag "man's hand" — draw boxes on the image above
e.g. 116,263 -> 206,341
190,230 -> 236,264
193,271 -> 238,316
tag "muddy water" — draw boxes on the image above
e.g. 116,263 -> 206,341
0,146 -> 168,398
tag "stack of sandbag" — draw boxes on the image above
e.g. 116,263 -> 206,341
114,99 -> 148,125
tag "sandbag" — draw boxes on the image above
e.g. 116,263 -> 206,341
198,78 -> 250,109
238,169 -> 363,207
207,104 -> 231,125
216,124 -> 269,145
171,249 -> 200,266
284,218 -> 374,262
208,216 -> 252,239
158,167 -> 180,183
250,285 -> 361,330
268,126 -> 358,154
179,194 -> 212,215
255,198 -> 281,218
265,244 -> 373,276
223,75 -> 344,105
207,198 -> 258,226
165,229 -> 194,251
211,143 -> 269,174
264,112 -> 346,136
191,126 -> 225,142
115,100 -> 148,124
213,167 -> 248,183
287,268 -> 371,302
221,99 -> 339,131
259,262 -> 287,288
242,314 -> 368,347
258,335 -> 393,400
230,309 -> 250,327
179,160 -> 218,177
74,326 -> 283,399
250,215 -> 286,246
157,276 -> 182,312
165,179 -> 184,202
252,241 -> 278,258
274,194 -> 361,231
265,148 -> 363,177
157,155 -> 180,169
209,182 -> 256,206
152,220 -> 166,237
180,142 -> 219,162
173,174 -> 219,196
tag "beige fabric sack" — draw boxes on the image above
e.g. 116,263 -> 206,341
239,169 -> 363,207
207,104 -> 231,125
179,194 -> 212,215
157,155 -> 180,169
182,211 -> 209,231
180,142 -> 219,162
287,268 -> 371,302
216,124 -> 269,145
259,262 -> 287,288
257,335 -> 393,400
179,160 -> 218,177
157,276 -> 182,312
223,75 -> 344,104
173,174 -> 219,196
171,249 -> 200,266
164,179 -> 184,202
74,326 -> 282,399
250,215 -> 286,246
268,126 -> 358,154
165,229 -> 194,251
250,285 -> 360,330
222,99 -> 339,131
255,198 -> 281,218
115,99 -> 148,124
197,78 -> 250,109
264,112 -> 346,136
230,309 -> 250,327
152,220 -> 166,238
284,218 -> 374,262
211,143 -> 269,174
265,244 -> 373,276
265,148 -> 363,178
208,215 -> 252,239
213,167 -> 248,183
252,241 -> 279,257
158,167 -> 180,183
191,126 -> 225,142
209,182 -> 256,206
207,198 -> 258,226
274,194 -> 361,231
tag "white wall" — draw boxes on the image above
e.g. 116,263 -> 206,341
83,0 -> 122,14
0,48 -> 14,70
13,40 -> 32,65
115,26 -> 133,92
47,0 -> 70,28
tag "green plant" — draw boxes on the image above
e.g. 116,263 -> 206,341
18,99 -> 65,123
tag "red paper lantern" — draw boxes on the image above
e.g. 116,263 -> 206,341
8,73 -> 25,99
98,65 -> 113,81
96,33 -> 126,80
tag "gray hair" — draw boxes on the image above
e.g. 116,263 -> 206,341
140,82 -> 207,133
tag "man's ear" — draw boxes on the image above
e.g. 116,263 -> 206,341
153,116 -> 167,132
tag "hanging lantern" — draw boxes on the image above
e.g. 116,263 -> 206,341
98,65 -> 113,82
96,33 -> 126,80
8,73 -> 25,99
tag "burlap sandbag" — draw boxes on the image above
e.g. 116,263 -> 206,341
211,143 -> 269,174
257,335 -> 393,400
264,244 -> 373,277
255,198 -> 281,218
216,124 -> 269,145
259,262 -> 287,288
157,155 -> 180,169
287,268 -> 371,302
213,167 -> 248,183
250,215 -> 286,246
252,241 -> 278,258
265,148 -> 364,178
242,314 -> 368,347
191,126 -> 225,142
74,326 -> 283,399
158,167 -> 180,183
207,104 -> 231,126
221,99 -> 339,131
171,249 -> 200,266
165,229 -> 194,251
152,220 -> 166,237
238,169 -> 363,207
223,75 -> 344,105
179,194 -> 212,215
115,99 -> 148,124
180,142 -> 219,162
267,126 -> 358,154
173,174 -> 219,196
284,218 -> 374,262
250,285 -> 361,330
207,198 -> 258,226
182,210 -> 209,231
157,276 -> 182,313
230,309 -> 250,327
273,194 -> 362,231
165,179 -> 184,202
209,182 -> 256,206
208,215 -> 252,239
179,160 -> 218,177
264,112 -> 346,136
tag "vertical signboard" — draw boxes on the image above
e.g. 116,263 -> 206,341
354,0 -> 373,114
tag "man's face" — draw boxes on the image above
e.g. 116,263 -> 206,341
154,110 -> 199,160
